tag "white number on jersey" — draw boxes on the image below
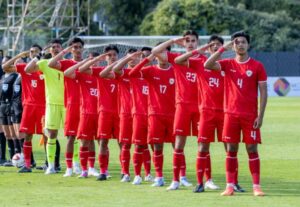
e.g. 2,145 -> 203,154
237,78 -> 243,89
90,88 -> 98,96
186,72 -> 197,82
208,77 -> 219,87
142,85 -> 149,95
110,84 -> 116,93
251,131 -> 256,140
159,85 -> 167,94
31,80 -> 37,88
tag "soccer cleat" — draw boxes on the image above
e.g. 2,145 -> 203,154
78,171 -> 88,178
144,174 -> 154,182
221,186 -> 234,196
55,165 -> 62,172
18,166 -> 32,173
180,176 -> 192,187
234,183 -> 246,192
36,164 -> 47,171
151,177 -> 165,187
132,175 -> 143,185
73,162 -> 81,175
88,168 -> 100,177
63,168 -> 73,177
120,173 -> 125,179
31,162 -> 36,169
45,167 -> 56,175
0,159 -> 7,166
193,184 -> 205,193
105,171 -> 112,179
96,174 -> 107,181
3,160 -> 13,167
120,174 -> 131,182
166,181 -> 180,190
253,186 -> 265,196
205,180 -> 220,190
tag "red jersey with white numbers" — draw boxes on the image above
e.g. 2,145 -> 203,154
75,71 -> 98,114
16,63 -> 45,106
59,59 -> 80,106
115,69 -> 132,115
218,58 -> 267,116
130,77 -> 148,115
91,67 -> 118,113
189,58 -> 224,111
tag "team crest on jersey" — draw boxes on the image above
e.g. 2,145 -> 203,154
14,85 -> 21,92
39,75 -> 44,80
2,84 -> 8,91
169,78 -> 175,85
246,70 -> 253,77
221,71 -> 225,77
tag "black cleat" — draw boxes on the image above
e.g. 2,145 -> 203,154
0,159 -> 7,166
234,183 -> 245,192
18,166 -> 32,173
31,162 -> 36,168
55,166 -> 61,172
36,164 -> 47,171
120,173 -> 124,179
97,174 -> 107,181
3,160 -> 13,167
193,184 -> 205,193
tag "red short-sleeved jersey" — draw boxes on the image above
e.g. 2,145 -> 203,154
218,58 -> 267,116
115,69 -> 132,115
16,63 -> 45,106
130,77 -> 148,115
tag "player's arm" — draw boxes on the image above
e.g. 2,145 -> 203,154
79,53 -> 108,75
113,51 -> 142,75
174,43 -> 211,66
64,58 -> 92,79
48,45 -> 73,70
204,41 -> 233,70
25,58 -> 40,73
129,54 -> 155,77
254,81 -> 268,129
2,51 -> 29,72
99,62 -> 118,79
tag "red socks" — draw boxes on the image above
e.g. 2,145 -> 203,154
248,152 -> 260,185
153,150 -> 163,177
79,147 -> 89,171
173,149 -> 183,181
23,141 -> 32,168
133,147 -> 143,176
99,153 -> 108,174
226,151 -> 238,184
143,147 -> 151,175
121,144 -> 131,175
196,152 -> 209,185
88,151 -> 95,168
180,152 -> 186,177
204,153 -> 212,181
65,152 -> 73,169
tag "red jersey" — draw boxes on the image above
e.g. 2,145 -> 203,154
59,59 -> 80,106
130,59 -> 175,116
130,77 -> 148,115
91,67 -> 118,113
167,52 -> 203,105
218,58 -> 267,116
189,58 -> 224,111
75,71 -> 98,114
16,63 -> 45,106
115,69 -> 132,115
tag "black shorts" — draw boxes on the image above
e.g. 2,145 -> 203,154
11,102 -> 22,124
0,103 -> 13,125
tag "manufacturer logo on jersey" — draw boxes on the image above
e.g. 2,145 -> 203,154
221,71 -> 225,77
153,77 -> 160,80
169,78 -> 175,85
86,80 -> 92,84
230,69 -> 236,73
246,70 -> 253,77
2,84 -> 8,91
39,75 -> 44,80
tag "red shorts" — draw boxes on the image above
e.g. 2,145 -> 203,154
132,114 -> 148,145
173,103 -> 199,136
198,110 -> 224,143
148,115 -> 175,144
119,114 -> 132,144
97,111 -> 119,139
64,104 -> 80,136
77,113 -> 98,140
222,113 -> 261,144
20,105 -> 45,135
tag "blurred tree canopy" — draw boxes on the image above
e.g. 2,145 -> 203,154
140,0 -> 300,51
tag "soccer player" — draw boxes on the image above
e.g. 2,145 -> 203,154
79,45 -> 119,181
25,40 -> 64,174
152,30 -> 217,189
48,37 -> 85,176
129,44 -> 175,187
204,31 -> 268,196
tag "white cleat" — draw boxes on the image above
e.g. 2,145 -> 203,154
166,181 -> 180,191
144,174 -> 154,182
88,168 -> 100,177
63,168 -> 73,177
120,174 -> 131,182
205,179 -> 220,190
180,177 -> 193,187
105,170 -> 112,179
45,167 -> 56,175
151,177 -> 165,187
132,175 -> 142,185
73,162 -> 81,175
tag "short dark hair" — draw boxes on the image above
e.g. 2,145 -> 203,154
104,45 -> 119,54
208,35 -> 224,45
69,37 -> 84,46
50,39 -> 63,45
31,44 -> 43,51
126,48 -> 138,54
156,42 -> 171,52
141,46 -> 152,52
89,52 -> 100,57
231,31 -> 250,44
183,30 -> 199,40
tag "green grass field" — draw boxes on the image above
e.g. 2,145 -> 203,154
0,97 -> 299,207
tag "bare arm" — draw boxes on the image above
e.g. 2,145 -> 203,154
113,51 -> 142,75
253,82 -> 268,129
129,54 -> 155,77
2,51 -> 29,72
64,58 -> 92,79
79,53 -> 108,74
48,45 -> 72,70
25,58 -> 40,73
99,62 -> 118,79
